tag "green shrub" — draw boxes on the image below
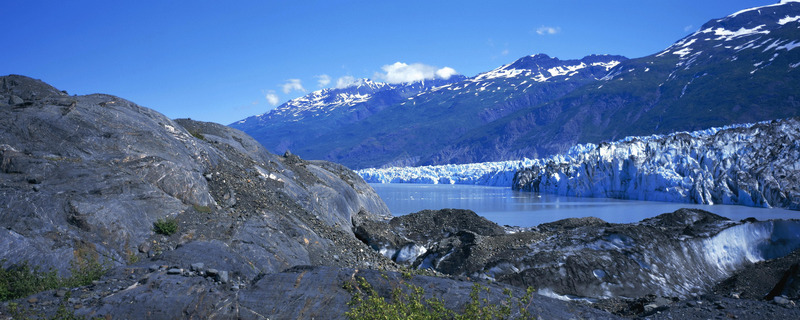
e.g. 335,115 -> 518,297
153,218 -> 178,236
344,275 -> 537,320
63,256 -> 109,288
0,257 -> 109,302
189,131 -> 205,140
344,276 -> 451,319
0,262 -> 60,301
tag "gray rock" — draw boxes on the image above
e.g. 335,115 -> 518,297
217,271 -> 229,284
9,95 -> 23,105
190,262 -> 204,272
775,296 -> 792,306
167,268 -> 182,275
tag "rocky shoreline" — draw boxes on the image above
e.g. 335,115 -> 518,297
2,75 -> 800,319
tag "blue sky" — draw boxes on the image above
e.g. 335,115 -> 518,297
2,0 -> 776,125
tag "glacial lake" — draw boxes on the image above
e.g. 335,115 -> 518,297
370,183 -> 800,227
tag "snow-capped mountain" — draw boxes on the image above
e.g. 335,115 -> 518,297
447,0 -> 800,165
234,1 -> 800,170
232,54 -> 625,169
473,53 -> 621,82
230,76 -> 465,157
252,79 -> 391,122
234,77 -> 464,125
641,0 -> 800,81
397,54 -> 625,123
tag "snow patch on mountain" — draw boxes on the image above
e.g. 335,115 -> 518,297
731,0 -> 799,18
777,40 -> 800,51
701,25 -> 771,41
778,14 -> 800,25
656,0 -> 800,62
266,79 -> 389,121
472,55 -> 621,83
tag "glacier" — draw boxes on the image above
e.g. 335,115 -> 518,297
358,118 -> 800,210
358,159 -> 536,186
513,118 -> 800,210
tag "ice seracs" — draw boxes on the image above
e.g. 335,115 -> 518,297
358,159 -> 538,186
514,118 -> 800,210
359,118 -> 800,210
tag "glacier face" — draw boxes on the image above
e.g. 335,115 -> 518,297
513,118 -> 800,210
357,159 -> 535,186
356,140 -> 599,186
358,118 -> 800,210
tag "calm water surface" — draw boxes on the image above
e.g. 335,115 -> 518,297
370,183 -> 800,227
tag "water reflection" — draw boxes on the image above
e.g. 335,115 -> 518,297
370,183 -> 800,227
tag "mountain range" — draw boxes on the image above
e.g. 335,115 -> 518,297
232,1 -> 800,170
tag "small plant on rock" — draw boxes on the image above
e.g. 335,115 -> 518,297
188,130 -> 206,140
343,275 -> 537,320
0,255 -> 109,302
153,218 -> 178,236
0,262 -> 60,301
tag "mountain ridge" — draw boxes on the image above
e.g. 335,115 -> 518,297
233,1 -> 800,170
233,54 -> 627,168
431,0 -> 800,165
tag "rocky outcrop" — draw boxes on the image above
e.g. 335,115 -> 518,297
360,208 -> 800,301
0,75 -> 391,314
0,74 -> 397,277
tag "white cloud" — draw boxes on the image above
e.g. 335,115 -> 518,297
315,74 -> 331,88
536,26 -> 561,35
435,66 -> 458,80
376,62 -> 460,84
336,75 -> 358,88
684,25 -> 694,32
264,90 -> 279,106
281,79 -> 305,94
501,49 -> 509,56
